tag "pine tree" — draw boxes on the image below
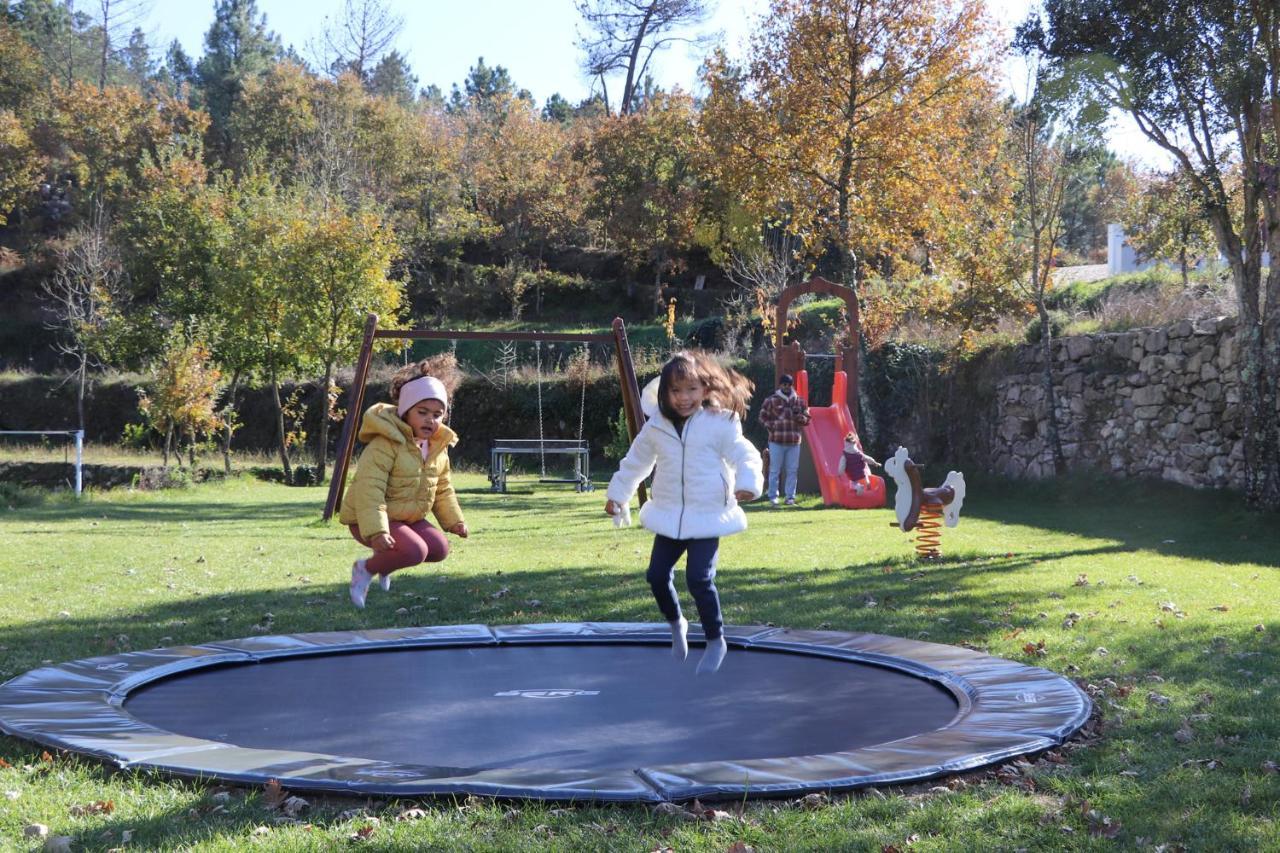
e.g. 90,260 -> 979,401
196,0 -> 281,156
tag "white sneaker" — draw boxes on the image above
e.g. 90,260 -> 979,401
349,559 -> 373,609
769,497 -> 780,507
379,572 -> 391,593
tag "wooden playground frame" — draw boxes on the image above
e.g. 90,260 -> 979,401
323,315 -> 646,521
774,275 -> 862,421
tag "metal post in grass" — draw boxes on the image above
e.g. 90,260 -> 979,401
73,430 -> 82,496
0,429 -> 84,497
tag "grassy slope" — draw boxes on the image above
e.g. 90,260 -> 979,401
0,474 -> 1277,851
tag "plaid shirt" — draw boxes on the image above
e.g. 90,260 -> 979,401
759,390 -> 810,445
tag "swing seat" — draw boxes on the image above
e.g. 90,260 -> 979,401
489,439 -> 593,493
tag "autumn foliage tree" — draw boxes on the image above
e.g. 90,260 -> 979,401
292,201 -> 403,481
1125,169 -> 1217,288
701,0 -> 1003,301
138,329 -> 224,468
586,93 -> 710,303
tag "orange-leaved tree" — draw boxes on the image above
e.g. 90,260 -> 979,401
584,92 -> 711,305
701,0 -> 1003,302
138,329 -> 224,469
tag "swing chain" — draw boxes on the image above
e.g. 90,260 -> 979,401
535,340 -> 546,477
577,343 -> 588,442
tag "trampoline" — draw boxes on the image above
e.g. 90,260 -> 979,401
0,623 -> 1090,802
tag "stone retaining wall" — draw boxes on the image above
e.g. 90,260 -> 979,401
989,316 -> 1247,488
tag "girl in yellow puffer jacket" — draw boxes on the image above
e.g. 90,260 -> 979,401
338,361 -> 468,608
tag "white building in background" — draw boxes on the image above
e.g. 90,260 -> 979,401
1107,223 -> 1270,276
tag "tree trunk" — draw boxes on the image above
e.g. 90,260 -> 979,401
620,5 -> 655,115
1212,199 -> 1278,509
1037,301 -> 1067,476
162,425 -> 172,468
76,351 -> 87,435
316,361 -> 334,484
270,374 -> 294,483
219,371 -> 240,474
1260,242 -> 1280,510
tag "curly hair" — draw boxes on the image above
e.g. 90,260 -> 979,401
388,352 -> 462,406
656,350 -> 754,421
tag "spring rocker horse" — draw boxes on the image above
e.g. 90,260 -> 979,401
884,446 -> 966,559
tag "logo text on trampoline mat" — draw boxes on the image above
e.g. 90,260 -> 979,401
494,689 -> 601,699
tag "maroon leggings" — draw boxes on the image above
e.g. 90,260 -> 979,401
349,519 -> 449,575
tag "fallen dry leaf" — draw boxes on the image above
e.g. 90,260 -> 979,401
651,802 -> 695,821
281,795 -> 308,817
688,799 -> 733,822
1086,808 -> 1122,839
799,792 -> 828,809
69,799 -> 115,816
397,808 -> 427,821
262,779 -> 286,809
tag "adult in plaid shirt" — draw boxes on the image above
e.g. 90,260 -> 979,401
758,374 -> 810,505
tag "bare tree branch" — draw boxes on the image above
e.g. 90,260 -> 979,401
316,0 -> 403,81
91,0 -> 152,91
40,208 -> 125,433
575,0 -> 715,114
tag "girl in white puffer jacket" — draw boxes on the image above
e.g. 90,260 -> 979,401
605,351 -> 764,674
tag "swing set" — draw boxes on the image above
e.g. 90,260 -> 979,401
488,339 -> 592,493
322,314 -> 646,521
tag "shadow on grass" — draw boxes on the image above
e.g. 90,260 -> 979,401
1,546 -> 1277,848
895,472 -> 1280,569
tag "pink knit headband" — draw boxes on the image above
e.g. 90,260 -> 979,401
397,376 -> 448,417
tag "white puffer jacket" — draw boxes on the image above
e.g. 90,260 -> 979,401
607,407 -> 764,540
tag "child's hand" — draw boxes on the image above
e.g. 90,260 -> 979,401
605,499 -> 620,516
734,490 -> 755,503
370,532 -> 395,553
448,522 -> 469,538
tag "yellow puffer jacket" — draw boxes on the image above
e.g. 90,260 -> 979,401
338,403 -> 465,539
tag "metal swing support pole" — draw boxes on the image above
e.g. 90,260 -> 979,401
323,315 -> 648,520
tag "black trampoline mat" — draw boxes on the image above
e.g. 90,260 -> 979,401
124,644 -> 960,770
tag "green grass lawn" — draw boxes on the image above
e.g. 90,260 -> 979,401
1,473 -> 1277,851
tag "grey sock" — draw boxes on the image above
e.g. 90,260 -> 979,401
696,636 -> 727,675
670,618 -> 688,661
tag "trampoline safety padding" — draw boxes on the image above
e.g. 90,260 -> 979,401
0,623 -> 1091,802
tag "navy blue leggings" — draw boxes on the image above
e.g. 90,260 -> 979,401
646,535 -> 723,640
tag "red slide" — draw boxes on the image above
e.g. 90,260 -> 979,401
794,369 -> 886,509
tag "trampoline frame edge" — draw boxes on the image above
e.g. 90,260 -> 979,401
0,622 -> 1092,802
